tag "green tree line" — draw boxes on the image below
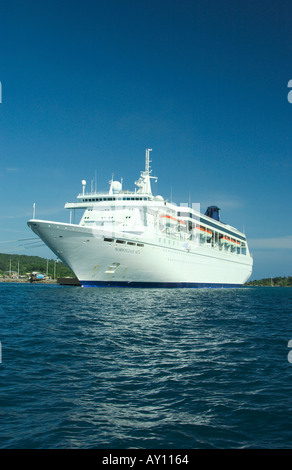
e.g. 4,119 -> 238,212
0,253 -> 74,278
245,276 -> 292,287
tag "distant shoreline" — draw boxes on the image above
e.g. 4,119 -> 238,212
244,284 -> 292,287
0,276 -> 81,286
0,278 -> 57,284
245,276 -> 292,287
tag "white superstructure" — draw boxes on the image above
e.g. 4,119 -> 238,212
28,149 -> 253,287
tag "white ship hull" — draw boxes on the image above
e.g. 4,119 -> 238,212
28,220 -> 252,288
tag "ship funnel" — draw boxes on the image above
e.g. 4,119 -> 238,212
205,206 -> 220,221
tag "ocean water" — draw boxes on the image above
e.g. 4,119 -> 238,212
0,282 -> 292,450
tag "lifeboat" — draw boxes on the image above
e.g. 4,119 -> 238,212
195,226 -> 212,239
160,215 -> 186,225
220,236 -> 241,246
220,236 -> 231,244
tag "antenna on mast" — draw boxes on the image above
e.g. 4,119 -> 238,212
145,148 -> 152,175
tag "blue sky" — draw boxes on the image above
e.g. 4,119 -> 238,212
0,0 -> 291,279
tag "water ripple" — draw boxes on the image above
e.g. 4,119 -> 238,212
0,284 -> 292,448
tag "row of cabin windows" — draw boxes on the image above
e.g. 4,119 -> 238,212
104,237 -> 144,247
104,235 -> 246,254
82,197 -> 149,202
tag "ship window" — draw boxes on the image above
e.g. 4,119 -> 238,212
127,241 -> 136,245
104,238 -> 114,242
116,239 -> 126,244
137,243 -> 144,247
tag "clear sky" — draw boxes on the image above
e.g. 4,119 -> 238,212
0,0 -> 291,280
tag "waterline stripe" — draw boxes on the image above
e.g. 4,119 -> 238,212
80,280 -> 242,288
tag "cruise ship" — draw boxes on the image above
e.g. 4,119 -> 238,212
28,149 -> 253,287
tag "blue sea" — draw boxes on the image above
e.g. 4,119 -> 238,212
0,282 -> 292,450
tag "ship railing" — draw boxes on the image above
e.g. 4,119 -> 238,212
77,189 -> 135,197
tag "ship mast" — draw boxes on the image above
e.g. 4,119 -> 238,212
135,148 -> 156,194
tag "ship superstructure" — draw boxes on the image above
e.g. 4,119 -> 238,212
28,149 -> 253,287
